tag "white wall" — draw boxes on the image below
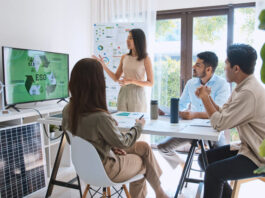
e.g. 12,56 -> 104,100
157,0 -> 254,10
0,0 -> 91,80
0,0 -> 91,108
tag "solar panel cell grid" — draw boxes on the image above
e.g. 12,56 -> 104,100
0,123 -> 46,198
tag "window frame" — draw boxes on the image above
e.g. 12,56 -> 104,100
156,2 -> 255,93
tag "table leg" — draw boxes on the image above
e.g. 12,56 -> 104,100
46,133 -> 67,197
184,153 -> 194,189
199,140 -> 209,170
45,132 -> 82,198
174,140 -> 198,198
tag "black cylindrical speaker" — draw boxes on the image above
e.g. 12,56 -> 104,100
170,98 -> 179,123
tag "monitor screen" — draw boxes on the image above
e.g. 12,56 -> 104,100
2,47 -> 69,106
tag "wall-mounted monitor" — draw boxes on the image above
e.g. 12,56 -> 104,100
2,46 -> 69,107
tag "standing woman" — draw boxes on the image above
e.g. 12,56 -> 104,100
93,28 -> 153,112
62,58 -> 168,198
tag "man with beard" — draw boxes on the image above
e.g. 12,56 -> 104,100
157,51 -> 230,169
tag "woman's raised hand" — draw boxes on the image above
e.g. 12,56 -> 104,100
92,55 -> 105,67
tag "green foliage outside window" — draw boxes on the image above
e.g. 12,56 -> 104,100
156,20 -> 180,42
152,57 -> 181,107
151,57 -> 180,144
237,8 -> 255,45
193,16 -> 226,44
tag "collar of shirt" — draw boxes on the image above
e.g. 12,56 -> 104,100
196,74 -> 217,86
235,74 -> 254,92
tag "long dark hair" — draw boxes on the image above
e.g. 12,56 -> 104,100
128,28 -> 148,61
68,58 -> 108,134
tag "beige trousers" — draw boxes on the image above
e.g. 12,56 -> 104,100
105,141 -> 162,198
157,132 -> 227,169
117,84 -> 147,112
157,137 -> 191,169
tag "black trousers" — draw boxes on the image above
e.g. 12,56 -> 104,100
198,145 -> 259,198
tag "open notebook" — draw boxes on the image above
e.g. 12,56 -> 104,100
189,119 -> 211,127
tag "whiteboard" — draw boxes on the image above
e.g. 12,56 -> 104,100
93,23 -> 145,108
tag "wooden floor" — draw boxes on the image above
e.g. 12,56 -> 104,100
29,150 -> 265,198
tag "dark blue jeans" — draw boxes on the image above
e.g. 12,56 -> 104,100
198,145 -> 259,198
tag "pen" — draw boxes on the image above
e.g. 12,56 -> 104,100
139,114 -> 144,120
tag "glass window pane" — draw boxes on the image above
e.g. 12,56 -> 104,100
152,19 -> 181,107
193,15 -> 228,78
151,19 -> 181,144
234,7 -> 255,46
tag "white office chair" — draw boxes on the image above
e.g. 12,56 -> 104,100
69,132 -> 144,198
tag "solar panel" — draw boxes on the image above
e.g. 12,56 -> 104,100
0,123 -> 46,198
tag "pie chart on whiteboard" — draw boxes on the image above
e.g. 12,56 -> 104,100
98,45 -> 104,51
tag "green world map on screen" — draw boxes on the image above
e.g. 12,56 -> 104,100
4,48 -> 69,105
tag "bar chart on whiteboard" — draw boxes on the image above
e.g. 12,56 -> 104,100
93,23 -> 145,109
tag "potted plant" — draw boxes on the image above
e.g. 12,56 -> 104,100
260,9 -> 265,83
254,9 -> 265,174
254,139 -> 265,174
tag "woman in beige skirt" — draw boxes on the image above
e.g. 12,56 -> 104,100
93,28 -> 153,112
63,58 -> 168,198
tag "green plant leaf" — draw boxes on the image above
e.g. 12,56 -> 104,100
255,139 -> 265,174
259,9 -> 265,30
260,9 -> 265,84
260,139 -> 265,157
254,165 -> 265,174
261,44 -> 265,84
